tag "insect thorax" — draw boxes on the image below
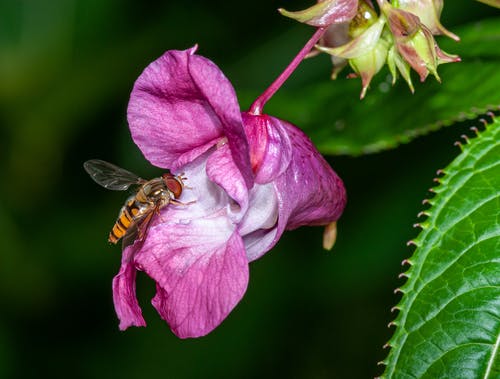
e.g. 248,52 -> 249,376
137,178 -> 172,205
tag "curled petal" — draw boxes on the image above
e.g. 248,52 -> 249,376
128,47 -> 252,187
238,183 -> 278,237
242,113 -> 292,184
206,143 -> 249,218
272,118 -> 346,236
279,0 -> 358,28
134,218 -> 249,338
243,228 -> 278,262
112,244 -> 146,330
239,182 -> 279,261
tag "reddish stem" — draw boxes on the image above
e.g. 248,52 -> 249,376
248,27 -> 326,115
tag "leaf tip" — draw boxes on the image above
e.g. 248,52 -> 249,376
401,258 -> 412,266
460,134 -> 470,144
417,211 -> 429,219
398,272 -> 409,280
390,305 -> 401,313
406,240 -> 418,247
453,140 -> 464,150
378,355 -> 390,365
422,198 -> 433,206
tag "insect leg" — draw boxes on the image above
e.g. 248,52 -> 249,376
169,199 -> 196,206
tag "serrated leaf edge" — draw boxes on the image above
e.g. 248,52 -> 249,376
318,105 -> 500,156
377,115 -> 499,378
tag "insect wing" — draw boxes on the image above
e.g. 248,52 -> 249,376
84,159 -> 144,190
121,210 -> 155,248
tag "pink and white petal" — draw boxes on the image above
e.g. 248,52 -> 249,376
206,144 -> 249,219
128,48 -> 231,171
243,227 -> 278,262
236,182 -> 278,261
151,151 -> 232,226
242,113 -> 292,184
134,217 -> 248,338
238,182 -> 278,236
272,118 -> 346,237
112,244 -> 146,330
188,54 -> 253,188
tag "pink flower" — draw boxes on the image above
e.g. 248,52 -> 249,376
113,47 -> 346,338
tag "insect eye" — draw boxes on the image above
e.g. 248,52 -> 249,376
163,174 -> 183,198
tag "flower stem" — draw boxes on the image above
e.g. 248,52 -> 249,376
248,27 -> 326,115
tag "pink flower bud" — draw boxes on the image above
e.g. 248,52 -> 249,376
382,3 -> 460,82
397,0 -> 459,41
316,5 -> 387,98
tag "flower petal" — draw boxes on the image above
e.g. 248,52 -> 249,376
238,182 -> 278,236
242,113 -> 292,184
272,118 -> 346,236
134,217 -> 248,338
112,244 -> 146,330
243,228 -> 278,262
153,151 -> 232,225
238,182 -> 279,261
206,143 -> 249,219
128,47 -> 251,183
188,54 -> 253,188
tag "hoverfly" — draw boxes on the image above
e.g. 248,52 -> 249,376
84,159 -> 189,245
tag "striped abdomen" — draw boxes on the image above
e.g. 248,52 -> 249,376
108,197 -> 147,244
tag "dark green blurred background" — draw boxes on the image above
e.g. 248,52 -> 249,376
0,1 -> 494,378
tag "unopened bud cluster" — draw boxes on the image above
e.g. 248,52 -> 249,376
280,0 -> 461,98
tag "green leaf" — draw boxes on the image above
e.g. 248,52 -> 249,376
380,119 -> 500,378
259,18 -> 500,155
